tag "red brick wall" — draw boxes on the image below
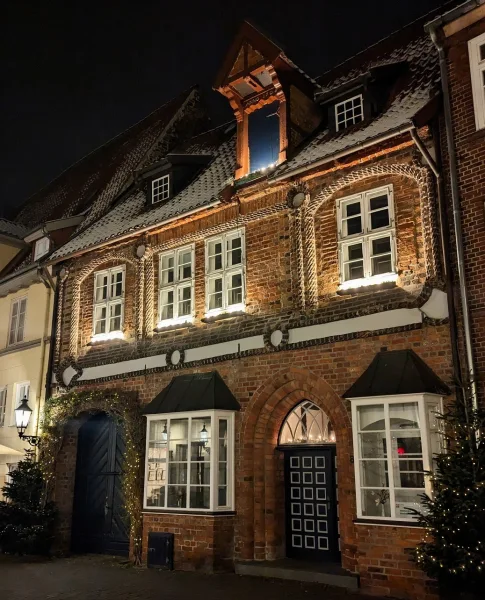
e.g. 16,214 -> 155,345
54,325 -> 450,598
443,15 -> 485,402
142,513 -> 234,572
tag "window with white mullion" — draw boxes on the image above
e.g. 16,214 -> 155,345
352,396 -> 439,521
158,246 -> 194,326
468,33 -> 485,131
8,297 -> 27,346
152,174 -> 170,204
335,94 -> 364,131
92,267 -> 125,338
144,411 -> 235,512
338,186 -> 395,287
205,229 -> 245,316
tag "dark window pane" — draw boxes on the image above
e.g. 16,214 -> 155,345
345,202 -> 361,217
348,243 -> 363,260
248,101 -> 280,172
167,485 -> 187,508
168,463 -> 187,484
190,462 -> 210,485
480,43 -> 485,62
347,217 -> 362,235
218,486 -> 227,506
370,195 -> 388,211
372,256 -> 392,275
371,210 -> 390,230
190,486 -> 210,509
349,262 -> 364,280
372,237 -> 391,255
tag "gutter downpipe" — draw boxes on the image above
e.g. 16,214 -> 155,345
410,126 -> 463,389
429,27 -> 478,410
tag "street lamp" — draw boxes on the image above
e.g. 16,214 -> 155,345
14,396 -> 40,447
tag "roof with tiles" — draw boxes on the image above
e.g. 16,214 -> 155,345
50,123 -> 236,259
271,23 -> 440,179
13,86 -> 202,231
0,219 -> 28,240
42,11 -> 443,261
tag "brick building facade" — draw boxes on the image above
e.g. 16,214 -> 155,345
8,5 -> 485,600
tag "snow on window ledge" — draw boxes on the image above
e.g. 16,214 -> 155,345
90,331 -> 125,344
338,272 -> 398,292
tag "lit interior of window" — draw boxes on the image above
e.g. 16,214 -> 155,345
279,401 -> 336,445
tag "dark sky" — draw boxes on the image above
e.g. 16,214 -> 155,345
1,0 -> 449,217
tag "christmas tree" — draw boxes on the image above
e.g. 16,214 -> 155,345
0,450 -> 57,555
414,400 -> 485,596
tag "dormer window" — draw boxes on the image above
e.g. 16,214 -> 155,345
152,174 -> 170,204
34,236 -> 50,260
335,94 -> 364,131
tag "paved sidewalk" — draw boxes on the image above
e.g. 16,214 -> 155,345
0,555 -> 382,600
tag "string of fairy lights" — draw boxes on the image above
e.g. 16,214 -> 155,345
40,390 -> 145,565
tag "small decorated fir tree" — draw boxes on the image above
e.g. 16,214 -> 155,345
414,400 -> 485,597
0,450 -> 57,555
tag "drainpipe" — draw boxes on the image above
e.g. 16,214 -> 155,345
410,126 -> 463,389
34,278 -> 52,445
44,270 -> 60,404
428,28 -> 478,410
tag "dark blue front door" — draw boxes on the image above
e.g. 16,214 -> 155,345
72,413 -> 129,556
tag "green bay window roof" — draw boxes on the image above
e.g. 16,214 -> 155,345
143,371 -> 240,415
343,349 -> 450,398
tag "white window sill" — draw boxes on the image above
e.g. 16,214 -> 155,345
354,517 -> 423,528
204,304 -> 245,320
338,272 -> 398,292
90,331 -> 125,344
156,316 -> 194,330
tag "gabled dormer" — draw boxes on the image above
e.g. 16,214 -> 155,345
138,153 -> 212,208
316,61 -> 410,134
214,21 -> 322,180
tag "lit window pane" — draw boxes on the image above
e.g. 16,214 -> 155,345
178,251 -> 192,280
111,271 -> 123,298
169,418 -> 188,441
109,303 -> 122,332
227,273 -> 243,305
361,488 -> 391,518
209,278 -> 223,310
359,432 -> 387,459
358,405 -> 385,431
208,240 -> 223,272
160,290 -> 174,321
360,460 -> 389,488
161,255 -> 175,285
395,489 -> 424,519
95,274 -> 108,302
178,287 -> 191,317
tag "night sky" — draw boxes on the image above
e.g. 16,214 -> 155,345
1,0 -> 450,217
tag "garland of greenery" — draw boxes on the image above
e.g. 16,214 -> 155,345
40,390 -> 145,565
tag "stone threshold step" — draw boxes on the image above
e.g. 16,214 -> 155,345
235,559 -> 359,590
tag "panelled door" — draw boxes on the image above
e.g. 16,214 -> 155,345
72,413 -> 129,556
284,446 -> 339,561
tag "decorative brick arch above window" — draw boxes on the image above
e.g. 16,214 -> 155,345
68,250 -> 140,356
302,162 -> 438,307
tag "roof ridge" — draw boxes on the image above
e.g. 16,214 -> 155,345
14,84 -> 199,217
317,0 -> 458,81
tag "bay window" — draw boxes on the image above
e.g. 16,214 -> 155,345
92,266 -> 125,341
205,229 -> 245,316
158,245 -> 194,327
351,394 -> 443,521
337,185 -> 397,290
144,411 -> 234,512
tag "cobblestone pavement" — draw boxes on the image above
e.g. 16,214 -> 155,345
0,555 -> 383,600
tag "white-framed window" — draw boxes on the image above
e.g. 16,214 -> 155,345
205,229 -> 245,317
34,236 -> 50,260
0,388 -> 7,428
335,94 -> 364,131
92,266 -> 125,341
152,174 -> 170,204
158,245 -> 195,328
8,297 -> 27,346
351,394 -> 443,522
337,185 -> 397,290
468,32 -> 485,131
12,382 -> 30,426
144,410 -> 235,512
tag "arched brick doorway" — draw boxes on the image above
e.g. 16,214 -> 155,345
236,368 -> 355,569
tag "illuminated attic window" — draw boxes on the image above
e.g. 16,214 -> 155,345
335,94 -> 364,131
248,101 -> 280,173
151,174 -> 171,204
